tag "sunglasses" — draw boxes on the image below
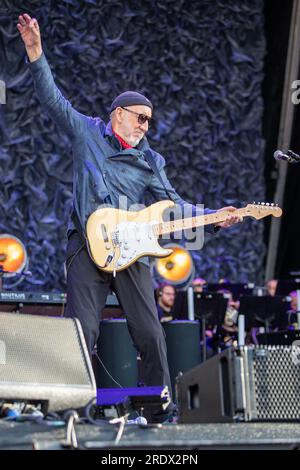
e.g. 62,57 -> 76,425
121,107 -> 152,127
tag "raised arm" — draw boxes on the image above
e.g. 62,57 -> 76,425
17,13 -> 42,62
17,13 -> 88,138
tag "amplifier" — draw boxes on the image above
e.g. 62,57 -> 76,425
0,312 -> 96,412
0,291 -> 66,304
177,345 -> 300,423
0,291 -> 120,317
0,291 -> 66,316
257,330 -> 300,345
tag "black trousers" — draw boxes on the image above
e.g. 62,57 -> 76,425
64,232 -> 172,396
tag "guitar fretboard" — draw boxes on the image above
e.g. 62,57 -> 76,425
153,206 -> 278,236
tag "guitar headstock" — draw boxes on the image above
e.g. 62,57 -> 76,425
244,202 -> 283,219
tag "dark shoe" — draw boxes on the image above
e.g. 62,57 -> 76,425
144,402 -> 178,424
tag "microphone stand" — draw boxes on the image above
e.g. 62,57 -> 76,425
274,149 -> 300,163
287,149 -> 300,163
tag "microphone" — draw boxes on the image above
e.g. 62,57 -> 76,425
274,150 -> 294,163
274,149 -> 300,163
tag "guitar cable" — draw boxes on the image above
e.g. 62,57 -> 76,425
63,241 -> 126,389
94,350 -> 123,388
63,243 -> 124,388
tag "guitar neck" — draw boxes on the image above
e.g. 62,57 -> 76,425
154,207 -> 246,236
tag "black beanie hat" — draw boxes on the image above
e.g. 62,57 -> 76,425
110,91 -> 153,113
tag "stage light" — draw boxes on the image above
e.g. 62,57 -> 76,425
0,234 -> 28,288
151,243 -> 195,289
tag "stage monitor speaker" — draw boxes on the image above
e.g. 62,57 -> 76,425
93,319 -> 138,388
177,345 -> 300,423
0,312 -> 96,412
162,320 -> 200,397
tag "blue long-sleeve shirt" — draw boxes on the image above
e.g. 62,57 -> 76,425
28,53 -> 216,265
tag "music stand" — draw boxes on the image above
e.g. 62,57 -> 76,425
195,293 -> 228,360
206,282 -> 254,299
275,279 -> 300,296
238,295 -> 290,331
173,291 -> 227,361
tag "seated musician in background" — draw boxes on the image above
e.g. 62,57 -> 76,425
265,279 -> 278,296
192,277 -> 207,293
156,283 -> 176,323
286,291 -> 299,330
217,289 -> 239,348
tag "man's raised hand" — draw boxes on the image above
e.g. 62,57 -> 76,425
17,13 -> 42,62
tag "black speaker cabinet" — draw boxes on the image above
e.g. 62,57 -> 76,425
0,312 -> 96,412
177,345 -> 300,423
162,320 -> 201,397
93,319 -> 138,388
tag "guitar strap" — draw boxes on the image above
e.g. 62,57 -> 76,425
143,149 -> 176,202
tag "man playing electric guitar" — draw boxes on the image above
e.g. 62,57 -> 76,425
18,13 -> 243,423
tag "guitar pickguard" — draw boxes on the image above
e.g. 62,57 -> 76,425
112,220 -> 165,269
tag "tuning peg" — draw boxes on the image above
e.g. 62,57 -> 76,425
266,202 -> 270,206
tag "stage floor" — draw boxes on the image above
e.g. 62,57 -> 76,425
1,420 -> 300,450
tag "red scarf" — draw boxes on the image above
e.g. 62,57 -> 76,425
112,129 -> 133,149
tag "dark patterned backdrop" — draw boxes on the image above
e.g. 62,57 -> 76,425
0,0 -> 266,291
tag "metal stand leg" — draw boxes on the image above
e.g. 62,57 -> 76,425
297,290 -> 300,329
238,314 -> 245,346
187,287 -> 195,321
202,317 -> 206,362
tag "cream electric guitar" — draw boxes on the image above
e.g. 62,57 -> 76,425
86,200 -> 282,274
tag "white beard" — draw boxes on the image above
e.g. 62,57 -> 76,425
130,135 -> 143,147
